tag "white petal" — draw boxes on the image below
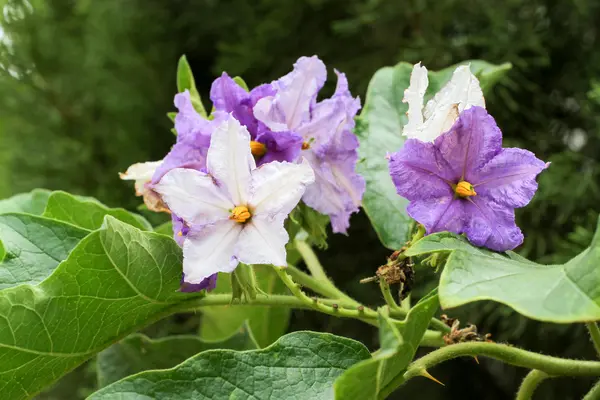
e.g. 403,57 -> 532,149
206,117 -> 255,205
249,158 -> 315,217
402,63 -> 428,138
253,97 -> 290,132
154,168 -> 233,225
119,160 -> 162,195
183,220 -> 242,283
236,216 -> 288,267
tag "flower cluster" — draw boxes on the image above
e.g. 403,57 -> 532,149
389,63 -> 548,251
121,56 -> 364,290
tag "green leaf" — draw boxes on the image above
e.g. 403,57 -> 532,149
334,291 -> 440,399
356,61 -> 512,250
233,76 -> 249,91
199,266 -> 291,348
97,323 -> 258,387
43,191 -> 152,231
0,217 -> 202,399
0,188 -> 51,215
154,220 -> 173,236
167,111 -> 177,122
0,213 -> 89,289
176,54 -> 207,118
288,202 -> 329,248
89,331 -> 370,400
405,224 -> 600,323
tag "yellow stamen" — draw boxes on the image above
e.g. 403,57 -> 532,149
301,141 -> 311,150
177,231 -> 183,237
250,141 -> 267,157
455,181 -> 477,198
230,206 -> 251,223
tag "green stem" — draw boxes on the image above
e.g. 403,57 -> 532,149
381,342 -> 600,399
583,380 -> 600,400
587,322 -> 600,359
516,370 -> 550,400
285,264 -> 358,305
379,278 -> 402,312
294,239 -> 329,282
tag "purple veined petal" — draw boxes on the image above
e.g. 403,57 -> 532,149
248,158 -> 315,217
171,213 -> 190,247
174,90 -> 213,141
301,150 -> 365,234
206,117 -> 256,205
435,106 -> 502,182
296,97 -> 346,149
154,168 -> 233,226
249,83 -> 276,106
150,141 -> 208,185
406,196 -> 464,234
463,196 -> 524,252
388,139 -> 455,202
210,73 -> 259,132
254,56 -> 327,132
235,215 -> 288,267
183,220 -> 243,284
473,148 -> 548,208
255,129 -> 303,165
180,273 -> 218,292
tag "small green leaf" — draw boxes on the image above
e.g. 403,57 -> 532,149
167,111 -> 177,122
0,217 -> 201,399
43,191 -> 152,231
405,223 -> 600,323
288,202 -> 329,248
199,266 -> 291,348
357,61 -> 512,250
0,188 -> 51,215
231,263 -> 259,301
97,323 -> 258,387
0,213 -> 89,289
334,291 -> 440,399
176,54 -> 207,118
233,76 -> 250,91
89,331 -> 370,400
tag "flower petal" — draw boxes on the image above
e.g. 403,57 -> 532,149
180,273 -> 218,292
119,161 -> 162,195
183,220 -> 242,284
435,106 -> 502,182
236,216 -> 288,266
254,56 -> 327,131
402,62 -> 428,139
407,196 -> 464,234
174,90 -> 212,141
249,158 -> 315,217
464,196 -> 523,252
150,141 -> 208,185
210,72 -> 259,132
154,168 -> 233,225
475,148 -> 548,208
255,129 -> 303,165
388,139 -> 455,202
206,117 -> 256,205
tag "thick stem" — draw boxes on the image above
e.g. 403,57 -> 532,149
587,322 -> 600,359
380,342 -> 600,399
583,380 -> 600,400
516,370 -> 550,400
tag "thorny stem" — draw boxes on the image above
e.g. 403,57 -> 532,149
583,380 -> 600,400
516,370 -> 550,400
587,322 -> 600,359
380,342 -> 600,399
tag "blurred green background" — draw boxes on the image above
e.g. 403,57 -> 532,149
1,0 -> 600,399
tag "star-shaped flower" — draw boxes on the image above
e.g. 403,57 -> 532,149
389,106 -> 548,252
155,116 -> 315,284
403,62 -> 485,142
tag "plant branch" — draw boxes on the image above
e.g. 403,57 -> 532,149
379,278 -> 402,312
381,342 -> 600,398
587,322 -> 600,359
294,239 -> 329,282
583,380 -> 600,400
516,370 -> 550,400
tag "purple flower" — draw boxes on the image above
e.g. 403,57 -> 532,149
254,56 -> 365,233
388,106 -> 548,252
210,73 -> 302,165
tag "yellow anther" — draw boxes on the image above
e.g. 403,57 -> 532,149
177,231 -> 183,237
455,181 -> 477,198
250,141 -> 267,157
230,206 -> 251,223
301,141 -> 311,150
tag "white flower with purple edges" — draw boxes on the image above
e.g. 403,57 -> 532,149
154,116 -> 315,285
403,62 -> 486,142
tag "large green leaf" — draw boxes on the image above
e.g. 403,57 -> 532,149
356,61 -> 512,250
0,217 -> 202,399
0,189 -> 51,215
89,331 -> 370,400
43,191 -> 151,231
0,213 -> 89,289
97,323 -> 258,387
334,291 -> 440,399
199,266 -> 291,348
405,223 -> 600,323
176,54 -> 207,118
